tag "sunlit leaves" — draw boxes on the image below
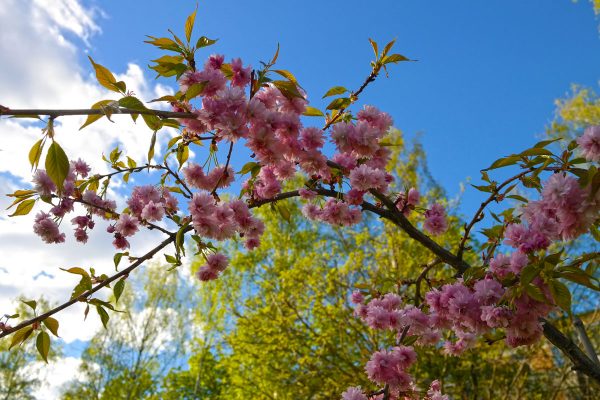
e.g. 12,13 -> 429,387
8,199 -> 35,217
45,142 -> 70,191
184,7 -> 197,43
29,139 -> 44,170
88,56 -> 126,93
80,100 -> 116,130
36,331 -> 50,363
42,317 -> 59,337
322,86 -> 348,99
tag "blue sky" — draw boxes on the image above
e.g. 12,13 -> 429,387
81,0 -> 600,213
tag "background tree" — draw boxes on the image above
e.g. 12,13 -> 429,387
61,264 -> 197,400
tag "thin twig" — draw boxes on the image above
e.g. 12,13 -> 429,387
0,108 -> 195,119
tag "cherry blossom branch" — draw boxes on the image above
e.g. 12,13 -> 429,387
0,107 -> 196,119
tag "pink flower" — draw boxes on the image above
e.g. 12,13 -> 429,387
424,204 -> 447,235
341,387 -> 367,400
349,164 -> 387,191
115,214 -> 139,237
345,189 -> 365,205
351,290 -> 364,304
299,188 -> 317,200
197,265 -> 219,281
578,126 -> 600,162
33,212 -> 65,244
365,348 -> 414,389
72,159 -> 91,177
207,253 -> 229,272
112,233 -> 129,250
74,228 -> 88,244
299,127 -> 324,150
407,188 -> 420,206
231,58 -> 251,88
141,201 -> 165,222
33,170 -> 56,196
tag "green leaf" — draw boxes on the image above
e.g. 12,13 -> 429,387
22,299 -> 37,310
525,284 -> 547,303
88,56 -> 123,93
272,80 -> 303,99
238,162 -> 260,175
9,327 -> 34,349
148,131 -> 157,162
196,36 -> 218,48
272,69 -> 298,85
80,100 -> 116,130
368,38 -> 379,59
184,7 -> 197,43
164,254 -> 178,264
176,145 -> 189,170
118,96 -> 146,111
483,155 -> 521,171
60,267 -> 89,278
167,135 -> 181,150
29,139 -> 44,170
142,114 -> 163,131
520,265 -> 540,286
533,138 -> 560,148
8,199 -> 35,217
322,86 -> 348,99
42,317 -> 59,337
96,305 -> 109,329
381,53 -> 410,64
381,38 -> 397,59
507,194 -> 528,203
185,81 -> 208,100
326,97 -> 351,110
36,331 -> 50,363
45,142 -> 70,190
113,279 -> 125,303
519,148 -> 553,157
302,106 -> 324,117
549,280 -> 571,312
145,36 -> 181,52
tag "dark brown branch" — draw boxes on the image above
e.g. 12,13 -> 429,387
541,318 -> 600,382
0,108 -> 196,119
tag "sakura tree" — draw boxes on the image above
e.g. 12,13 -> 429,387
0,9 -> 599,399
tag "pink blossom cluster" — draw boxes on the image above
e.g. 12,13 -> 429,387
182,163 -> 235,191
505,172 -> 598,253
578,125 -> 600,162
302,199 -> 362,226
354,266 -> 555,358
31,160 -> 96,244
188,193 -> 265,255
196,253 -> 229,281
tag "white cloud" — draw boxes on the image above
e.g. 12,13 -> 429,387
30,356 -> 86,400
0,0 -> 176,350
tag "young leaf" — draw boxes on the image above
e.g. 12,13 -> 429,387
368,38 -> 378,59
9,326 -> 34,349
196,36 -> 218,48
45,142 -> 70,190
272,69 -> 299,85
113,279 -> 125,303
80,100 -> 116,130
96,305 -> 109,329
302,106 -> 324,117
326,97 -> 351,110
184,7 -> 197,43
549,280 -> 572,312
322,86 -> 348,99
148,131 -> 157,162
29,139 -> 44,170
381,53 -> 410,64
8,199 -> 35,217
22,299 -> 37,310
88,56 -> 123,93
36,331 -> 50,363
176,145 -> 189,170
42,317 -> 59,337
